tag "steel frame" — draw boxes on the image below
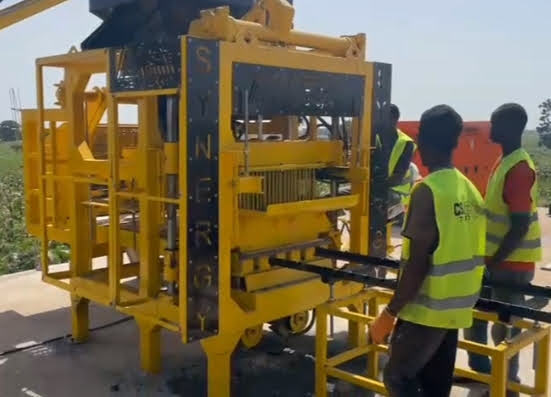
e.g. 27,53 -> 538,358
315,289 -> 550,397
25,24 -> 384,395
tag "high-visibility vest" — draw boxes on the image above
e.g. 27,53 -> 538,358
485,149 -> 542,262
389,129 -> 416,205
398,168 -> 486,329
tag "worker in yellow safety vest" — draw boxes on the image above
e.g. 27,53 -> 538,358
370,105 -> 486,397
388,104 -> 417,208
373,105 -> 418,280
464,103 -> 542,396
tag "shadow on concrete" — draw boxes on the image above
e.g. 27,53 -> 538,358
0,302 -> 377,397
167,330 -> 377,397
0,303 -> 126,353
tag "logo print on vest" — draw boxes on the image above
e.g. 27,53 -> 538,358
454,201 -> 474,222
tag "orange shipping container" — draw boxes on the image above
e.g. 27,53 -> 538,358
398,121 -> 501,196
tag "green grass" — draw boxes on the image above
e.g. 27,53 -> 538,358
0,142 -> 23,175
523,131 -> 551,206
0,143 -> 38,275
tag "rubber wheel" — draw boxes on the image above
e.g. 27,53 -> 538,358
287,311 -> 310,334
271,310 -> 316,337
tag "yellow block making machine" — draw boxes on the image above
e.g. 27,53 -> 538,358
4,1 -> 551,396
3,0 -> 393,394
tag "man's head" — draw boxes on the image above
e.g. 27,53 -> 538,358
418,105 -> 463,168
390,104 -> 400,130
490,103 -> 528,146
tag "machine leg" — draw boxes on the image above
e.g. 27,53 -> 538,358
137,320 -> 161,374
201,333 -> 241,397
70,294 -> 89,343
490,350 -> 508,397
315,307 -> 328,397
366,296 -> 379,379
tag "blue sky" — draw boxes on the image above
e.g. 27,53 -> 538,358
0,0 -> 550,127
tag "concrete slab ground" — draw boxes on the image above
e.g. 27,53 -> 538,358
0,209 -> 550,396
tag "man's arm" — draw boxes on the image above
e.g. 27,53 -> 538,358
386,184 -> 438,316
487,162 -> 535,268
388,142 -> 415,187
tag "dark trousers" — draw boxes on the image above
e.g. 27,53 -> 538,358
464,268 -> 534,388
384,320 -> 458,397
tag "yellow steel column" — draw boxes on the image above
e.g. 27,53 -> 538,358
349,66 -> 373,347
137,319 -> 161,374
201,334 -> 241,397
366,296 -> 379,378
137,97 -> 161,298
107,94 -> 121,304
490,350 -> 508,397
0,0 -> 68,30
315,306 -> 328,397
35,64 -> 49,276
347,302 -> 368,347
66,70 -> 93,277
49,121 -> 58,227
71,295 -> 89,342
534,329 -> 550,395
65,69 -> 93,339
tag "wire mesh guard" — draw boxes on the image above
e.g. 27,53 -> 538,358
109,40 -> 181,92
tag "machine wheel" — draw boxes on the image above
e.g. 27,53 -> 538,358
240,325 -> 264,349
271,310 -> 316,337
288,311 -> 310,334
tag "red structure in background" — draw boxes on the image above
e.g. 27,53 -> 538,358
398,121 -> 502,196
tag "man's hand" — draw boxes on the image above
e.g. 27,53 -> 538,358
370,308 -> 396,344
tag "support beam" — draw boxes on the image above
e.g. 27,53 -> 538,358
269,257 -> 551,324
137,320 -> 161,374
0,0 -> 68,30
201,334 -> 241,397
137,97 -> 162,298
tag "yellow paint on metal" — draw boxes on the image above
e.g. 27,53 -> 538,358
0,0 -> 68,30
189,4 -> 364,59
164,142 -> 179,175
240,325 -> 264,349
23,2 -> 536,396
315,289 -> 550,397
259,195 -> 359,217
237,176 -> 264,194
227,141 -> 344,166
70,294 -> 90,343
315,305 -> 328,397
288,311 -> 309,334
238,268 -> 317,291
137,319 -> 162,374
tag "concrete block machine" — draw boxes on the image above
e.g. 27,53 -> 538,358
3,1 -> 550,396
2,0 -> 392,394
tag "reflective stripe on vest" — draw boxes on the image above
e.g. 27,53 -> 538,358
486,234 -> 541,249
485,149 -> 542,262
485,209 -> 539,225
398,169 -> 486,329
389,130 -> 416,205
413,292 -> 480,311
427,256 -> 484,277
